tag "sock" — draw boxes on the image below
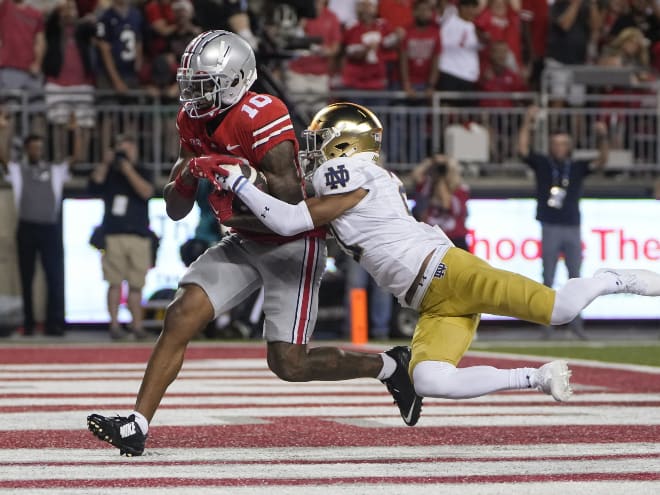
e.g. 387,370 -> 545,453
131,411 -> 149,435
377,353 -> 397,380
551,277 -> 611,325
509,367 -> 540,389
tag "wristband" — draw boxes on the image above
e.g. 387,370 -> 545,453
174,173 -> 197,198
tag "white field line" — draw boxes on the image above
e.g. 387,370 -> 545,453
3,405 -> 660,430
1,443 -> 658,463
3,482 -> 660,495
0,392 -> 655,408
0,458 -> 658,481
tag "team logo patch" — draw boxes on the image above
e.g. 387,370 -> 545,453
324,164 -> 350,189
434,263 -> 447,279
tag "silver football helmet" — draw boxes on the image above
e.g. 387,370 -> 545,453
177,30 -> 257,119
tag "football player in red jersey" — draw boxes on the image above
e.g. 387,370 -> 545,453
87,30 -> 421,456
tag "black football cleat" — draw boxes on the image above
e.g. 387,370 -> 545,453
381,346 -> 423,426
87,413 -> 147,456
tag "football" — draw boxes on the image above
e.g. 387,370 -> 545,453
231,163 -> 269,215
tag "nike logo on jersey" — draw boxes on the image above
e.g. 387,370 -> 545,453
325,164 -> 350,189
226,144 -> 241,151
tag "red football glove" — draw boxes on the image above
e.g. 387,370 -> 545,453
207,189 -> 235,223
188,154 -> 248,184
188,155 -> 217,180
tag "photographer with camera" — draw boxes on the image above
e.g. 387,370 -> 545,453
89,135 -> 154,340
518,105 -> 608,339
412,154 -> 470,251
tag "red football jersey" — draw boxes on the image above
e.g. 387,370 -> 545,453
474,5 -> 522,65
341,20 -> 393,90
177,91 -> 298,164
403,23 -> 441,86
177,91 -> 324,243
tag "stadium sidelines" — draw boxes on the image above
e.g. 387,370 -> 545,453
0,344 -> 658,494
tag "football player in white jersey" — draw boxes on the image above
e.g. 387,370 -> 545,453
205,102 -> 660,404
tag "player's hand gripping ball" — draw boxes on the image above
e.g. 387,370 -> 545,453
189,154 -> 268,218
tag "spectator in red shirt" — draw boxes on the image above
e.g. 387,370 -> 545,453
475,0 -> 522,70
400,0 -> 441,98
478,40 -> 527,107
143,0 -> 200,98
341,0 -> 403,95
287,0 -> 342,120
378,0 -> 413,31
520,0 -> 548,88
479,40 -> 528,161
143,0 -> 176,59
396,0 -> 440,163
0,0 -> 45,93
43,0 -> 96,162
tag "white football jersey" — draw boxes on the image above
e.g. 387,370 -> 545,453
312,153 -> 453,307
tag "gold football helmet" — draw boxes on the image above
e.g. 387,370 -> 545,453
300,102 -> 383,177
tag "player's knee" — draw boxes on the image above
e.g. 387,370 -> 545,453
412,361 -> 459,399
267,344 -> 310,382
162,287 -> 213,340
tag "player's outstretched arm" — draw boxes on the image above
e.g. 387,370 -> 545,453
163,145 -> 198,221
219,165 -> 365,236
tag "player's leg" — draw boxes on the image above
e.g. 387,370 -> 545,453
132,284 -> 215,423
134,235 -> 261,422
259,238 -> 382,380
409,314 -> 572,402
428,247 -> 660,328
561,227 -> 589,339
88,235 -> 262,455
257,237 -> 421,425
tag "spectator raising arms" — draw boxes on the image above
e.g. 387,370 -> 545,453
474,0 -> 522,70
400,0 -> 441,98
287,0 -> 342,120
341,0 -> 403,93
0,110 -> 82,338
43,0 -> 96,162
0,0 -> 45,93
143,0 -> 176,59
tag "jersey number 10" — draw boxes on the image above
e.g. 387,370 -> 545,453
241,95 -> 273,119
